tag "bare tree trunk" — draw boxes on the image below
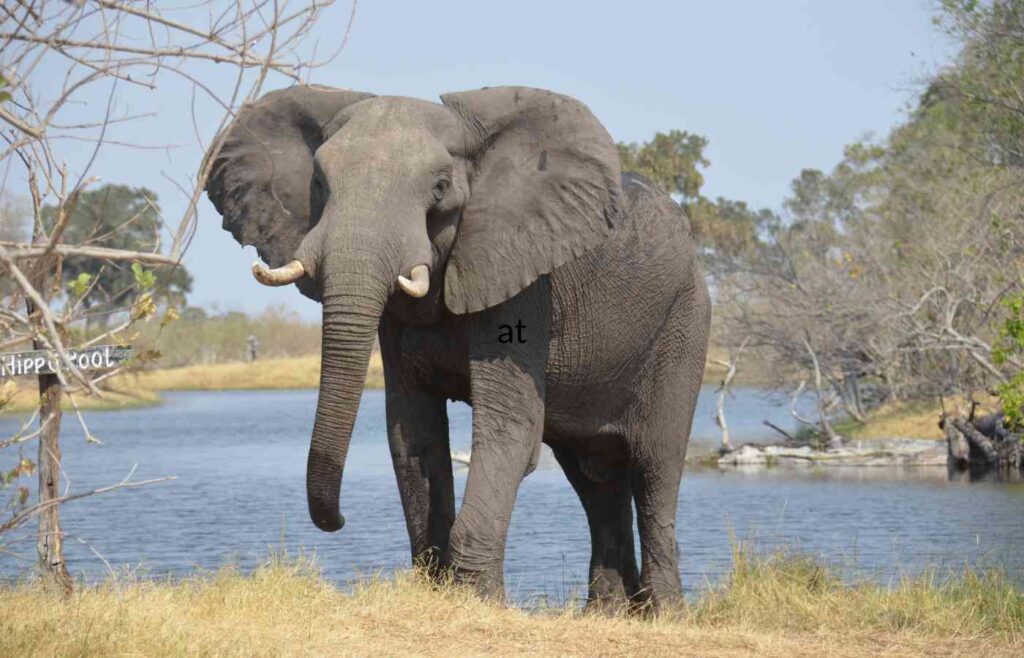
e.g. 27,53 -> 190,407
830,373 -> 866,423
942,414 -> 969,467
803,336 -> 842,449
848,371 -> 865,419
26,254 -> 73,594
711,337 -> 749,453
882,367 -> 899,402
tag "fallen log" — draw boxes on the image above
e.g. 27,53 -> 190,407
942,415 -> 969,468
951,417 -> 999,465
762,420 -> 799,444
943,412 -> 1023,473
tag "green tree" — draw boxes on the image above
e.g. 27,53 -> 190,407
617,131 -> 773,265
617,130 -> 709,201
42,185 -> 192,317
939,0 -> 1024,168
994,290 -> 1024,430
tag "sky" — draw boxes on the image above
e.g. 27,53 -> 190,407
12,1 -> 956,321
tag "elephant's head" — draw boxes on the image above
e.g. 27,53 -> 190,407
205,85 -> 622,532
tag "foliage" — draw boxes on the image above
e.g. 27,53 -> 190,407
617,130 -> 709,200
42,185 -> 192,317
700,0 -> 1024,425
993,290 -> 1024,429
938,0 -> 1024,168
132,305 -> 322,367
1,0 -> 340,575
617,132 -> 775,268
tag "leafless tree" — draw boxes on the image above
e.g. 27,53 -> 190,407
716,133 -> 1023,441
0,0 -> 349,591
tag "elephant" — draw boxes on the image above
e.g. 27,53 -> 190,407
203,85 -> 711,611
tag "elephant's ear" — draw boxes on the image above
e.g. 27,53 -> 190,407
205,85 -> 374,270
440,87 -> 623,314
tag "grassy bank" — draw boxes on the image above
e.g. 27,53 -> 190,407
835,393 -> 1002,441
0,380 -> 161,414
0,354 -> 381,416
1,551 -> 1020,657
835,400 -> 945,441
118,353 -> 385,392
142,350 -> 736,393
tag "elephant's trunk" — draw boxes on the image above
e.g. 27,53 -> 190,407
306,249 -> 391,532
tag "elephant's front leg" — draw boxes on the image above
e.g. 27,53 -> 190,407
381,326 -> 455,578
385,391 -> 455,577
449,282 -> 548,600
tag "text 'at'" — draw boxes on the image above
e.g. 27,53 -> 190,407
498,320 -> 527,344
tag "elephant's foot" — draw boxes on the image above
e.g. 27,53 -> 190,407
583,564 -> 644,616
411,547 -> 452,585
634,579 -> 685,618
452,564 -> 506,603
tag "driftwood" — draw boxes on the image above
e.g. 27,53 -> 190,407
762,420 -> 798,443
942,412 -> 1023,473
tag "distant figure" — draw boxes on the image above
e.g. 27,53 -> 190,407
247,334 -> 259,362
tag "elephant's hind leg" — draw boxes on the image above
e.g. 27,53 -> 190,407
627,294 -> 710,613
550,443 -> 641,614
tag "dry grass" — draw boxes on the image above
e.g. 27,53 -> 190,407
1,551 -> 1020,657
839,393 -> 1003,440
838,400 -> 947,440
116,353 -> 385,392
0,379 -> 161,414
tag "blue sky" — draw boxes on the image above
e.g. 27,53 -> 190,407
22,1 -> 955,320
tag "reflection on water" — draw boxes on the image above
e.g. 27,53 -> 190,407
1,388 -> 1021,604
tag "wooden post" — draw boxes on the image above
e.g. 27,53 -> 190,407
25,252 -> 73,593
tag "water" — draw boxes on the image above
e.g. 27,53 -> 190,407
1,387 -> 1022,604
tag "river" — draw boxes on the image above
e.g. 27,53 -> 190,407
1,387 -> 1021,604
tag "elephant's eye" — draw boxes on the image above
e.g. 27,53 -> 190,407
432,179 -> 449,202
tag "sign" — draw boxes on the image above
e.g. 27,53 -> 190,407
0,345 -> 133,377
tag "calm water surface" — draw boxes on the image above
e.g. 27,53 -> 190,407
1,387 -> 1021,604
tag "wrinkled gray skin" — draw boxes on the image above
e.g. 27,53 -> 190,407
205,85 -> 710,612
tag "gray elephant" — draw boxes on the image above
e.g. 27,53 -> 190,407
204,85 -> 710,611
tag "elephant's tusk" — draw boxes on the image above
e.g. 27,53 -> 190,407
252,259 -> 305,286
397,264 -> 430,298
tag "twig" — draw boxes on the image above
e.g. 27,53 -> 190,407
2,241 -> 181,266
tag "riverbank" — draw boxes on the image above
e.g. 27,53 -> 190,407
830,394 -> 1002,442
0,380 -> 161,414
124,353 -> 384,391
0,357 -> 983,453
0,354 -> 383,414
2,552 -> 1019,657
142,350 -> 729,392
834,400 -> 945,441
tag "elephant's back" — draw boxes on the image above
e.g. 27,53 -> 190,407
544,173 -> 706,427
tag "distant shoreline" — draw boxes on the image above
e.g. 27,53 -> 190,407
1,355 -> 947,442
127,353 -> 384,392
0,354 -> 382,414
